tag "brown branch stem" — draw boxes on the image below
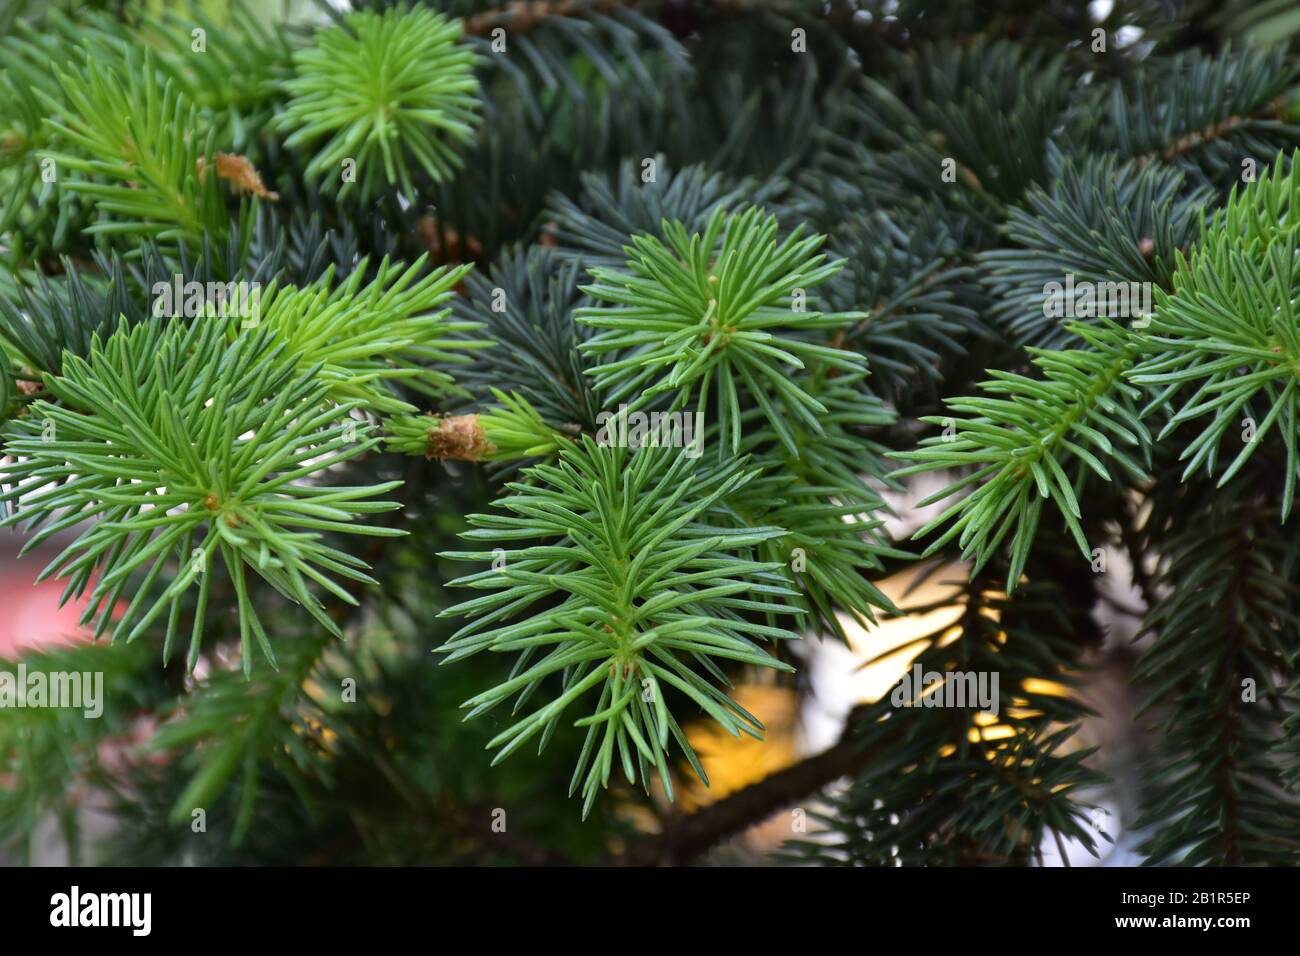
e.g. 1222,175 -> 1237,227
612,703 -> 876,866
463,0 -> 624,36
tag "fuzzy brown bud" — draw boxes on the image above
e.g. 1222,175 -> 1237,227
427,414 -> 495,462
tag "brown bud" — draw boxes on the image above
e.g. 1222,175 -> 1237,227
197,152 -> 279,201
427,414 -> 495,462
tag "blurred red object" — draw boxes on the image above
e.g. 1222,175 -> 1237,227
0,571 -> 93,658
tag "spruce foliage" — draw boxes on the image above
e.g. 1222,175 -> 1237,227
0,0 -> 1298,867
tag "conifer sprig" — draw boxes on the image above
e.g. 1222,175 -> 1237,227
240,255 -> 480,415
277,5 -> 482,201
1130,153 -> 1300,515
728,368 -> 902,638
576,206 -> 866,457
0,319 -> 403,674
40,50 -> 230,248
438,437 -> 801,815
1134,500 -> 1300,865
891,321 -> 1149,590
892,155 -> 1300,586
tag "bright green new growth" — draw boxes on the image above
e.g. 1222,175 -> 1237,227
477,389 -> 574,460
576,206 -> 866,457
891,321 -> 1150,592
277,5 -> 482,200
383,413 -> 443,459
41,49 -> 229,248
1132,156 -> 1300,516
438,437 -> 801,816
384,391 -> 570,461
241,255 -> 479,415
892,151 -> 1300,593
0,318 -> 404,676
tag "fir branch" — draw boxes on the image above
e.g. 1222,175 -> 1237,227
782,567 -> 1103,866
148,632 -> 341,845
39,49 -> 232,249
276,6 -> 483,201
545,157 -> 787,271
891,321 -> 1150,591
724,368 -> 902,638
0,318 -> 404,674
438,438 -> 803,816
1085,47 -> 1300,189
450,246 -> 600,430
1129,152 -> 1300,517
819,204 -> 982,401
240,254 -> 481,415
576,206 -> 865,458
1135,498 -> 1300,865
982,149 -> 1207,349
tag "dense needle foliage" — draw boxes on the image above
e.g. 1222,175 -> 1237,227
0,0 -> 1298,868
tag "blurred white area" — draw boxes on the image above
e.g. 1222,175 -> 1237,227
792,472 -> 1150,866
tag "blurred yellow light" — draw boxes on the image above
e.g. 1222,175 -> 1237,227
678,684 -> 799,813
1021,677 -> 1070,697
969,725 -> 1016,742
